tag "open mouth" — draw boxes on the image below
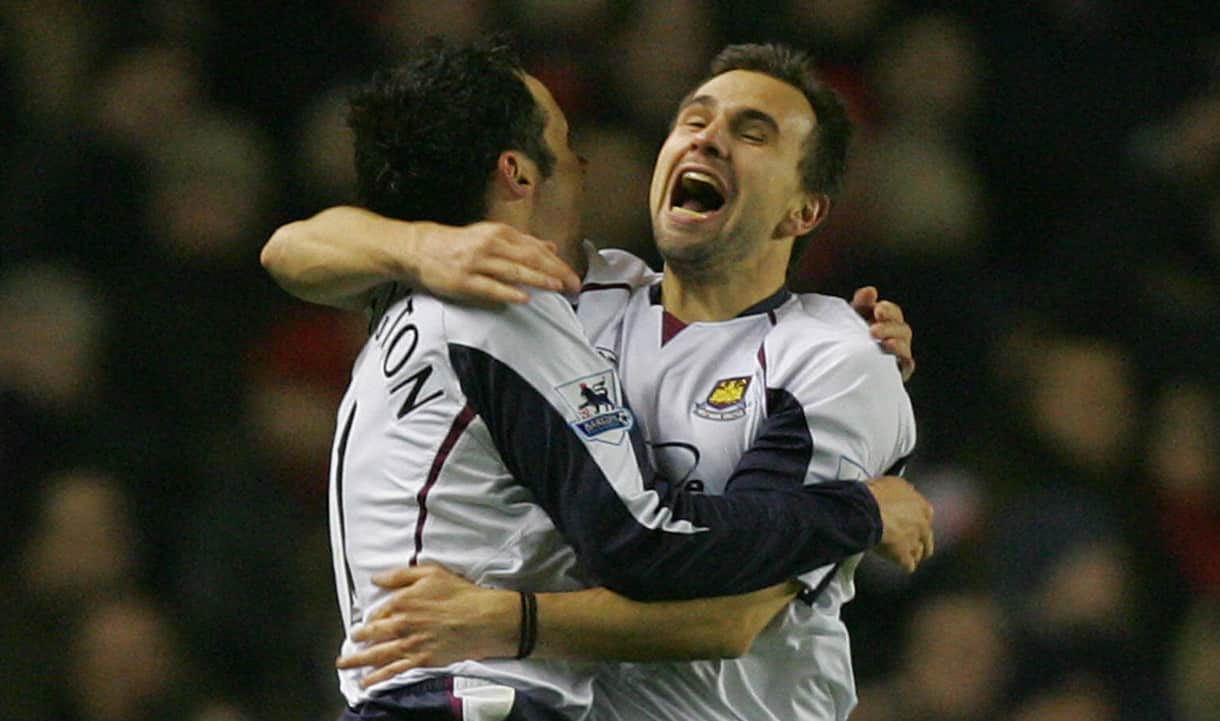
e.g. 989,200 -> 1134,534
670,170 -> 726,219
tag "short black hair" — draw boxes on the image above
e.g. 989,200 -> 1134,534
708,43 -> 852,197
348,37 -> 555,226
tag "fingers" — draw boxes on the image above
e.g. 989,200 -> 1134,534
872,300 -> 904,324
475,257 -> 567,294
921,503 -> 935,561
456,275 -> 530,306
898,357 -> 916,383
337,639 -> 410,670
484,229 -> 582,293
371,566 -> 429,589
850,286 -> 879,321
868,301 -> 915,381
352,616 -> 411,643
360,657 -> 424,689
337,638 -> 431,688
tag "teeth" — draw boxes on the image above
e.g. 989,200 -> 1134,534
681,171 -> 718,189
672,206 -> 709,219
683,169 -> 717,191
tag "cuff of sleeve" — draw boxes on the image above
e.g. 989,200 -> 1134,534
822,479 -> 883,548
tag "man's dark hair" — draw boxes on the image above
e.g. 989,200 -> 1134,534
708,43 -> 852,197
348,37 -> 555,226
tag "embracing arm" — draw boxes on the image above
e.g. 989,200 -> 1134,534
260,206 -> 581,310
338,565 -> 800,687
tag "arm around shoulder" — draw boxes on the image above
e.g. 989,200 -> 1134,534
261,206 -> 419,311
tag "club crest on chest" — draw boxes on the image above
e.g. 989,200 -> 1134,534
693,376 -> 752,421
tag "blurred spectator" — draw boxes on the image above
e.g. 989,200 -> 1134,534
19,469 -> 139,603
0,469 -> 142,719
607,0 -> 720,134
1147,379 -> 1220,598
852,592 -> 1011,721
0,263 -> 157,556
89,44 -> 204,156
377,0 -> 495,52
68,595 -> 209,721
1169,599 -> 1220,721
1023,334 -> 1137,477
1008,675 -> 1120,721
291,85 -> 359,214
107,109 -> 283,431
0,0 -> 102,129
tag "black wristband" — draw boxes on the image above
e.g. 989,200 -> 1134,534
515,591 -> 538,659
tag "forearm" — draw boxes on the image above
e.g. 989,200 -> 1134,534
527,582 -> 799,661
261,206 -> 421,310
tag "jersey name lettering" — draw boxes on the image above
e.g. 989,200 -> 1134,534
377,291 -> 442,418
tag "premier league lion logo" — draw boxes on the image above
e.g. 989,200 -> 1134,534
556,370 -> 634,444
578,381 -> 614,414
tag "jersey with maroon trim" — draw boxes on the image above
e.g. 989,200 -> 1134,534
328,277 -> 885,715
591,282 -> 916,721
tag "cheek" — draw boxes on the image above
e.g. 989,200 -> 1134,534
649,140 -> 684,204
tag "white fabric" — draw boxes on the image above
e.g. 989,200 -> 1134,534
587,285 -> 916,721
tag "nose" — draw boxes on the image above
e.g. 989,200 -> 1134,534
690,117 -> 728,158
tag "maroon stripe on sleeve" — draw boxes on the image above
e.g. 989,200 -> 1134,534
410,404 -> 478,566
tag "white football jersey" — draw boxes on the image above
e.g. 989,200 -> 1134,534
329,273 -> 887,717
589,282 -> 917,721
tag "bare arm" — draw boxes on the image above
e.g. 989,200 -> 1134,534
260,206 -> 581,310
534,581 -> 798,660
337,565 -> 800,687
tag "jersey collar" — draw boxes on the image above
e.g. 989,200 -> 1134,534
649,283 -> 792,319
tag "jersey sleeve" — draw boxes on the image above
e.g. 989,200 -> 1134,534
443,293 -> 883,600
732,328 -> 916,491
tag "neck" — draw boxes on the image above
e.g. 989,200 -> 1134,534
561,239 -> 589,279
660,243 -> 790,322
486,201 -> 589,280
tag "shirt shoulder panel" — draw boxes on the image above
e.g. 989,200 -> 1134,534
763,294 -> 916,480
585,244 -> 661,289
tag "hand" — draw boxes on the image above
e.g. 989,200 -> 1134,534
336,565 -> 518,687
851,287 -> 916,382
865,476 -> 934,573
408,222 -> 583,305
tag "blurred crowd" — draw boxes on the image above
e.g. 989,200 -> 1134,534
1,1 -> 1218,720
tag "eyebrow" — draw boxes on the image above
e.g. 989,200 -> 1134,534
677,94 -> 781,135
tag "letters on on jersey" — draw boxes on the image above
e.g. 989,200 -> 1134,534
555,370 -> 634,444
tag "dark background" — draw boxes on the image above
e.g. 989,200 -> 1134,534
2,2 -> 1218,720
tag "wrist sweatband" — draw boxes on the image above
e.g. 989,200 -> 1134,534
516,591 -> 538,659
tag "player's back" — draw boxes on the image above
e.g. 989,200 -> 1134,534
330,285 -> 593,714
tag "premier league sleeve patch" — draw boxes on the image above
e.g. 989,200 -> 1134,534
693,376 -> 752,420
556,370 -> 635,445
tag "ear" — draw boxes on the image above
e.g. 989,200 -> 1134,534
777,192 -> 830,238
493,151 -> 538,200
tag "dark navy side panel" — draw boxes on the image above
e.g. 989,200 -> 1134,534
449,344 -> 883,601
727,387 -> 882,550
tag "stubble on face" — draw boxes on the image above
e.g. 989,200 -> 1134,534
649,70 -> 816,284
